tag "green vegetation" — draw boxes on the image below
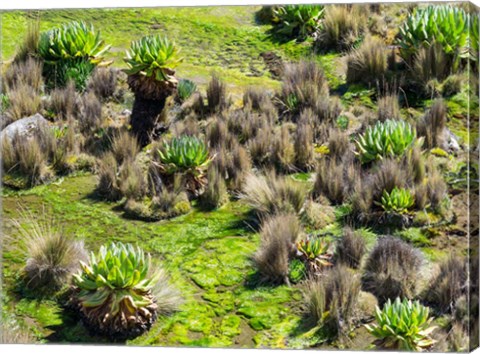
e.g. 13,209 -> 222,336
366,298 -> 436,351
378,187 -> 415,214
0,3 -> 474,351
355,120 -> 419,164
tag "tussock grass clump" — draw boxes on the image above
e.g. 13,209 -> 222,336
4,57 -> 43,92
14,21 -> 40,63
279,60 -> 331,119
417,99 -> 446,149
243,86 -> 274,113
423,256 -> 467,313
327,128 -> 350,161
88,67 -> 118,101
5,84 -> 43,123
412,42 -> 449,86
371,159 -> 408,201
200,165 -> 229,210
227,109 -> 274,143
12,209 -> 88,293
110,130 -> 140,165
442,74 -> 463,97
240,172 -> 307,216
77,91 -> 103,134
346,36 -> 387,86
294,120 -> 314,171
206,116 -> 231,149
119,159 -> 146,201
49,82 -> 77,120
377,94 -> 400,122
271,124 -> 296,172
303,265 -> 361,337
253,213 -> 300,284
212,138 -> 251,191
207,75 -> 228,113
426,167 -> 448,211
317,5 -> 366,51
313,158 -> 346,205
335,227 -> 366,269
247,128 -> 273,167
96,152 -> 122,201
362,237 -> 423,305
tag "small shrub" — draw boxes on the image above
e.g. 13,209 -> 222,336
377,94 -> 400,122
417,99 -> 446,149
272,5 -> 324,41
362,237 -> 423,305
200,165 -> 229,210
240,172 -> 307,216
111,130 -> 141,165
317,5 -> 365,51
423,256 -> 467,313
366,298 -> 436,351
253,213 -> 300,284
335,228 -> 366,269
355,119 -> 418,164
12,211 -> 88,293
76,91 -> 103,134
49,81 -> 77,120
207,75 -> 228,113
73,242 -> 180,339
294,121 -> 314,171
346,36 -> 387,86
378,187 -> 415,214
303,265 -> 361,337
88,67 -> 117,101
176,79 -> 197,103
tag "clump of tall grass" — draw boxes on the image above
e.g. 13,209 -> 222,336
253,213 -> 301,284
346,36 -> 387,86
11,208 -> 88,294
335,227 -> 366,269
240,172 -> 307,217
362,237 -> 423,305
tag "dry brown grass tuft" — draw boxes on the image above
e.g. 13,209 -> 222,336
207,75 -> 228,113
335,227 -> 366,269
417,99 -> 446,149
49,81 -> 77,120
253,213 -> 300,284
88,67 -> 118,101
77,91 -> 103,134
362,236 -> 423,305
346,36 -> 387,86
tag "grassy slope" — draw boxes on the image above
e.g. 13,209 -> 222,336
1,7 -> 315,95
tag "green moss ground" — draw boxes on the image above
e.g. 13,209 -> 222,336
1,175 -> 323,348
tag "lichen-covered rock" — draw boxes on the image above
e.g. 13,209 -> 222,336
0,114 -> 48,142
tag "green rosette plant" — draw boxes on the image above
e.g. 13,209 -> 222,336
38,21 -> 111,90
378,187 -> 415,214
365,298 -> 436,351
272,5 -> 324,41
124,35 -> 183,100
355,119 -> 420,164
297,235 -> 333,274
72,242 -> 160,339
397,5 -> 470,68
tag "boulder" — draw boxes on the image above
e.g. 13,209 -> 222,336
443,128 -> 461,152
0,114 -> 48,143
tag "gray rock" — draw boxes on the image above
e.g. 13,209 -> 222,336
0,114 -> 48,142
444,128 -> 460,152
